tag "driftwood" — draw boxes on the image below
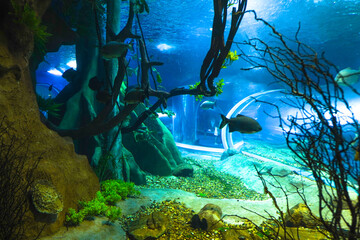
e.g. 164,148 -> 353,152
43,0 -> 248,138
237,10 -> 360,239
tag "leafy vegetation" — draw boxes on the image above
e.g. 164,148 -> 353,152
10,0 -> 51,56
100,179 -> 140,205
189,81 -> 204,101
189,78 -> 225,101
215,78 -> 225,96
227,0 -> 239,7
222,50 -> 239,68
152,67 -> 163,83
65,180 -> 140,226
36,94 -> 63,118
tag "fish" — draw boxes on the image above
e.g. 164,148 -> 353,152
335,67 -> 360,86
48,84 -> 53,92
124,87 -> 148,104
100,41 -> 133,60
219,114 -> 262,133
200,100 -> 216,110
126,67 -> 138,77
89,76 -> 103,91
96,90 -> 112,103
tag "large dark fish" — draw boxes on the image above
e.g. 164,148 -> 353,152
219,114 -> 262,134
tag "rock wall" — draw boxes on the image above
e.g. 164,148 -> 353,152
123,104 -> 183,176
0,0 -> 99,238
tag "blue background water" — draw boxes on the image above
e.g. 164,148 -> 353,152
36,0 -> 360,149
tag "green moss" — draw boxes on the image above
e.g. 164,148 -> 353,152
65,180 -> 140,226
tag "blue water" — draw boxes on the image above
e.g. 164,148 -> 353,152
36,0 -> 360,153
38,0 -> 360,93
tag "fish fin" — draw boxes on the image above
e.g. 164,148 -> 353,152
219,114 -> 228,129
236,114 -> 245,117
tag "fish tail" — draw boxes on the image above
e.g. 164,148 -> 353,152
219,114 -> 228,129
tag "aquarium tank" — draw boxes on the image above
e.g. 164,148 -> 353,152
1,0 -> 360,239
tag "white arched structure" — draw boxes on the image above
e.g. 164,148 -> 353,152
221,89 -> 283,149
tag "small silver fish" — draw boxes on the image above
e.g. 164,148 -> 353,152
335,67 -> 360,86
200,100 -> 216,110
124,87 -> 148,104
100,41 -> 133,60
219,114 -> 262,133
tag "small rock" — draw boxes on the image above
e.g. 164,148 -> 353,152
31,179 -> 63,215
284,203 -> 321,228
128,212 -> 168,240
201,203 -> 223,217
191,203 -> 223,231
271,166 -> 293,177
221,229 -> 250,240
220,149 -> 238,160
172,163 -> 194,177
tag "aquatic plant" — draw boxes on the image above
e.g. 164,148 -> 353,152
237,10 -> 360,239
10,0 -> 51,56
65,191 -> 122,226
215,78 -> 225,96
0,116 -> 42,239
36,94 -> 63,118
65,179 -> 139,226
100,179 -> 140,205
152,67 -> 162,84
189,82 -> 204,101
189,78 -> 224,101
222,50 -> 239,68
